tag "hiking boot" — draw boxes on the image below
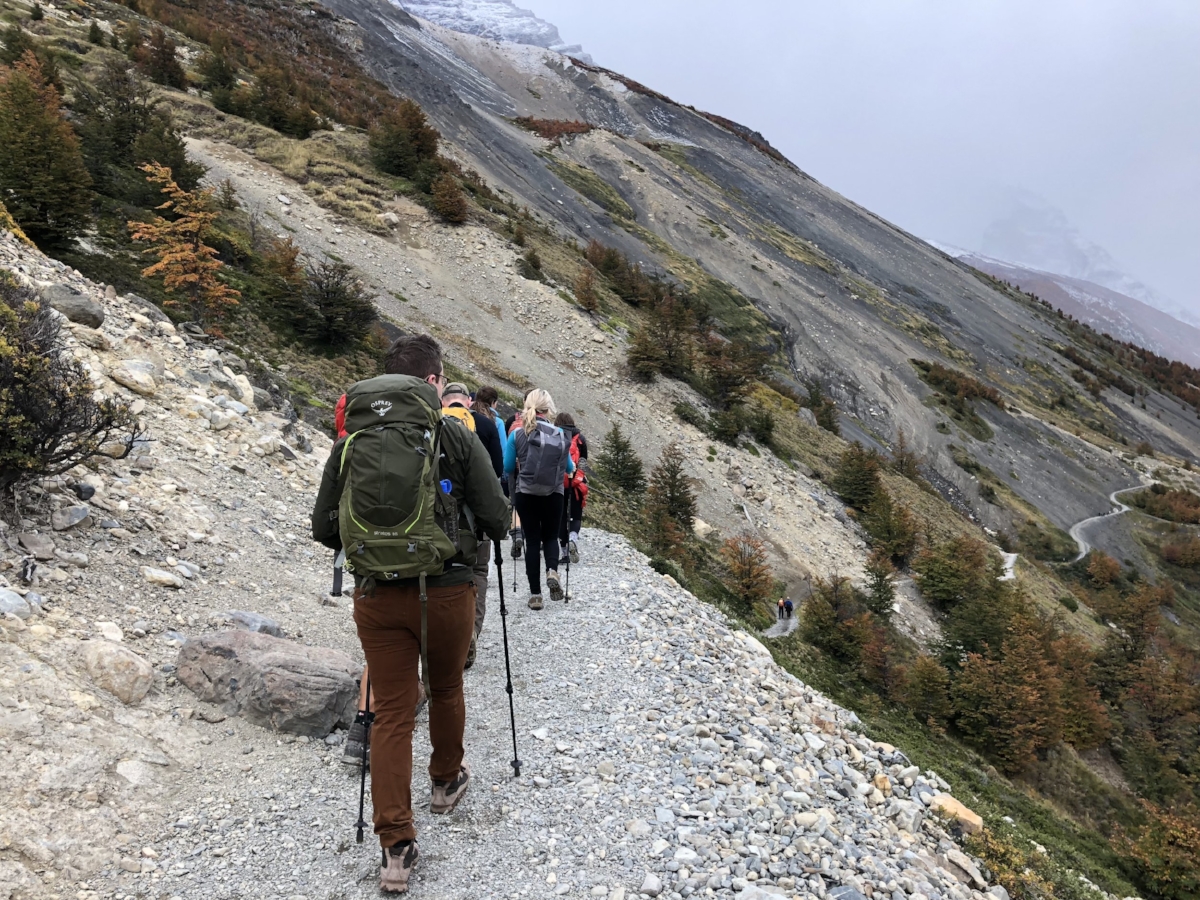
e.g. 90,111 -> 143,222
380,839 -> 418,893
569,539 -> 580,565
430,763 -> 471,814
547,570 -> 563,603
341,717 -> 370,767
464,634 -> 477,671
528,593 -> 544,610
510,528 -> 524,559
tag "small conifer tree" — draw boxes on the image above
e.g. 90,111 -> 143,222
88,21 -> 105,45
128,162 -> 239,322
626,319 -> 666,381
0,53 -> 92,248
831,442 -> 882,509
862,488 -> 918,566
431,173 -> 468,224
575,266 -> 599,312
596,424 -> 645,495
30,4 -> 43,21
368,99 -> 439,177
140,28 -> 185,89
647,442 -> 696,533
863,550 -> 896,619
900,655 -> 953,726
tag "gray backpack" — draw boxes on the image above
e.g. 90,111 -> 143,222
516,420 -> 569,496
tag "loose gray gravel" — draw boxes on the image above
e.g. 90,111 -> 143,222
77,534 -> 996,900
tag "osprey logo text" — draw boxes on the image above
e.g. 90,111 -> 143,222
371,400 -> 393,417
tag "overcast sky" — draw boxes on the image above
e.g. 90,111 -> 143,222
528,0 -> 1200,312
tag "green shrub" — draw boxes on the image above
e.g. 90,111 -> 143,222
0,273 -> 138,504
289,259 -> 377,351
673,401 -> 710,432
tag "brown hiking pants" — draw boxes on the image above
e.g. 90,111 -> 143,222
353,579 -> 475,847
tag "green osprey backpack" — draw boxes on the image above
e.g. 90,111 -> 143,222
336,375 -> 458,580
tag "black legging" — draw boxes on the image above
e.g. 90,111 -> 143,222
513,492 -> 564,595
558,488 -> 584,545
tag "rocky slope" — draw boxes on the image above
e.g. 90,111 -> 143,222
0,234 -> 1000,899
315,0 -> 1200,542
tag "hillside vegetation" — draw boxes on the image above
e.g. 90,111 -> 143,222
2,0 -> 1200,897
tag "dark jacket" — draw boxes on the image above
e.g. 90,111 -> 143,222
471,409 -> 504,478
311,380 -> 510,587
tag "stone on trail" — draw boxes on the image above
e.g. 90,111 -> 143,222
17,533 -> 55,559
81,640 -> 154,704
51,504 -> 90,531
639,872 -> 662,897
141,566 -> 184,588
110,361 -> 158,396
176,630 -> 359,736
0,589 -> 33,620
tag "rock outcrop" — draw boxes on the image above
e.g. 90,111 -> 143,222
176,630 -> 359,735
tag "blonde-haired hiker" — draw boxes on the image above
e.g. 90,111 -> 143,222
502,389 -> 575,609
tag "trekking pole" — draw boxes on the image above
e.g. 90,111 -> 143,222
564,537 -> 571,605
332,549 -> 345,597
494,541 -> 521,778
354,677 -> 374,843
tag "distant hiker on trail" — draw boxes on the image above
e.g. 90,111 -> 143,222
777,597 -> 785,620
784,597 -> 794,619
441,381 -> 504,670
554,412 -> 589,565
311,333 -> 509,894
504,388 -> 575,609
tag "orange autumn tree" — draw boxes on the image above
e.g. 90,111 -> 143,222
128,163 -> 240,322
720,533 -> 774,616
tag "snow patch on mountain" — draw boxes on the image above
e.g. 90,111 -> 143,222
980,191 -> 1198,327
394,0 -> 589,60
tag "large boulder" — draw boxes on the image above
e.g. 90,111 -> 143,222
929,793 -> 984,834
176,630 -> 359,736
40,283 -> 104,328
81,641 -> 154,704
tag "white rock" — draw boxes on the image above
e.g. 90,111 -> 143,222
81,641 -> 154,704
141,566 -> 185,589
97,621 -> 124,642
639,873 -> 662,897
111,361 -> 157,396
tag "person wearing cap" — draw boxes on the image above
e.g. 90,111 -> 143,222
441,382 -> 503,668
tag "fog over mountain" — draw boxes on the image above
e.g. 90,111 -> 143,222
496,0 -> 1200,319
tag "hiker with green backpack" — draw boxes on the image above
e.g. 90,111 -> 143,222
503,388 -> 575,609
311,334 -> 509,894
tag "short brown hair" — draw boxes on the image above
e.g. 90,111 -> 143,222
384,334 -> 442,379
554,412 -> 575,428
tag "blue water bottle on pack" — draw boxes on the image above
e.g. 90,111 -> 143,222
439,479 -> 452,495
